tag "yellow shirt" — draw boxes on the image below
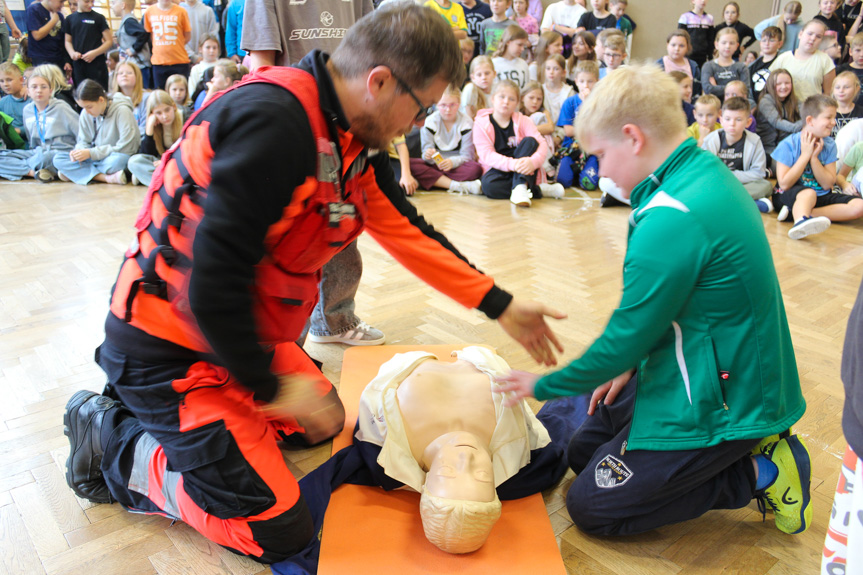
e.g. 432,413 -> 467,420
424,0 -> 468,32
687,121 -> 721,141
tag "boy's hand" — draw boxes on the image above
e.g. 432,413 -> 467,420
496,370 -> 541,407
49,11 -> 59,23
71,51 -> 82,61
800,130 -> 817,158
82,50 -> 98,63
843,181 -> 860,196
812,136 -> 824,158
10,25 -> 21,39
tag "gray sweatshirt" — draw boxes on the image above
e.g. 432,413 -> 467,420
76,93 -> 140,160
23,98 -> 79,151
755,92 -> 804,153
420,111 -> 476,168
702,129 -> 768,184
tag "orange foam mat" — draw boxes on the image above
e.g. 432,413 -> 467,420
318,345 -> 566,575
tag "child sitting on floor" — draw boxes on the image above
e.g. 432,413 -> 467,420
409,85 -> 484,195
0,62 -> 31,141
556,60 -> 599,189
687,93 -> 721,146
53,79 -> 139,185
723,80 -> 756,131
772,94 -> 863,239
128,89 -> 182,187
521,80 -> 557,179
473,79 -> 564,207
832,71 -> 863,137
702,96 -> 774,210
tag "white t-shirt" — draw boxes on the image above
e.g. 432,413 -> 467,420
540,1 -> 587,31
354,347 -> 552,493
542,83 -> 575,124
769,50 -> 835,102
493,56 -> 529,90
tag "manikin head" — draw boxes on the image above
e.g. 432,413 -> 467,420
419,431 -> 501,554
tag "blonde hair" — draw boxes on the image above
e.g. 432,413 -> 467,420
715,26 -> 739,43
0,61 -> 23,77
419,488 -> 502,554
535,30 -> 565,83
851,32 -> 863,49
724,80 -> 748,98
695,93 -> 722,113
469,56 -> 495,110
145,90 -> 182,155
493,24 -> 529,58
442,83 -> 462,101
165,74 -> 190,106
834,70 -> 862,100
604,34 -> 626,54
110,61 -> 143,107
574,59 -> 599,81
30,64 -> 69,95
214,58 -> 245,84
575,64 -> 687,146
492,78 -> 520,102
596,28 -> 624,48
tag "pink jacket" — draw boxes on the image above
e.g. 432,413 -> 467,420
472,109 -> 548,184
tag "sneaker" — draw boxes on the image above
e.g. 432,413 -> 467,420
106,171 -> 128,185
307,321 -> 385,346
130,173 -> 140,186
448,181 -> 467,195
510,184 -> 532,207
462,180 -> 482,195
756,197 -> 774,213
57,172 -> 71,183
64,390 -> 120,504
599,192 -> 626,208
539,182 -> 566,199
788,215 -> 831,240
36,169 -> 55,183
755,435 -> 812,534
750,429 -> 792,458
776,205 -> 790,222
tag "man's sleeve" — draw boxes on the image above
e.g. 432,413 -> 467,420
188,86 -> 316,402
241,0 -> 281,53
362,152 -> 513,319
534,208 -> 710,400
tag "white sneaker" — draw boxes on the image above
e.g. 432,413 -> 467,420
510,184 -> 532,207
448,181 -> 467,195
463,180 -> 482,195
539,182 -> 566,199
788,216 -> 831,240
131,173 -> 140,186
755,197 -> 774,213
307,321 -> 385,346
777,205 -> 790,222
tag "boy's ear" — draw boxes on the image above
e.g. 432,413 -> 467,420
745,115 -> 753,129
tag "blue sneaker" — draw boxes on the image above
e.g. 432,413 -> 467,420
756,197 -> 773,213
788,215 -> 830,240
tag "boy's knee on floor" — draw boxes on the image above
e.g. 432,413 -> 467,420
565,475 -> 620,536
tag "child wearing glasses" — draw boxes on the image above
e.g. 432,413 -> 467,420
409,84 -> 484,195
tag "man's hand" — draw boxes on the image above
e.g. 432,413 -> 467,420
497,298 -> 566,366
259,374 -> 345,446
400,172 -> 418,196
588,368 -> 635,415
496,370 -> 540,406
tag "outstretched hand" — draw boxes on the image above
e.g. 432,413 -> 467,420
496,370 -> 541,407
498,298 -> 566,366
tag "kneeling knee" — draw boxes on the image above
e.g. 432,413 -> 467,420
565,476 -> 620,536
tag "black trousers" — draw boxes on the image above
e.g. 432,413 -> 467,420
565,374 -> 759,536
480,136 -> 542,200
72,57 -> 109,90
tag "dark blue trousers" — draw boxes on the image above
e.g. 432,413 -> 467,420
565,374 -> 759,536
480,137 -> 542,199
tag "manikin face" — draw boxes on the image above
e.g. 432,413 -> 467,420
28,77 -> 52,105
424,432 -> 495,503
720,109 -> 749,141
492,86 -> 519,118
0,72 -> 24,96
522,88 -> 543,114
153,103 -> 176,125
436,93 -> 460,123
78,96 -> 108,117
807,107 -> 837,138
544,60 -> 565,83
667,36 -> 689,61
471,64 -> 495,92
169,82 -> 186,104
774,73 -> 793,100
116,65 -> 137,91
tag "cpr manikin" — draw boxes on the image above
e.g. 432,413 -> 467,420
356,347 -> 551,554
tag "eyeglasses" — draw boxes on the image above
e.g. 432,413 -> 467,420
390,69 -> 435,122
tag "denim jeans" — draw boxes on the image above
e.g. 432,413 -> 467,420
53,152 -> 130,185
0,147 -> 57,180
308,240 -> 362,337
127,154 -> 159,187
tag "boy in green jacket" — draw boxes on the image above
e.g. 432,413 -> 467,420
499,64 -> 811,536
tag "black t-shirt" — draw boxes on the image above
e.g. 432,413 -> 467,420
749,55 -> 776,101
717,130 -> 746,172
843,2 -> 862,34
63,10 -> 109,56
715,21 -> 756,59
815,13 -> 847,49
491,115 -> 517,157
577,12 -> 617,35
833,104 -> 863,137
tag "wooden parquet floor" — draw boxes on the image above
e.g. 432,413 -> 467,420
1,179 -> 859,575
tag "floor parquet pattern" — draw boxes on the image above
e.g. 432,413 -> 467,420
1,180 -> 859,574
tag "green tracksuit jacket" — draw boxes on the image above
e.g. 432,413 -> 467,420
535,138 -> 805,451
